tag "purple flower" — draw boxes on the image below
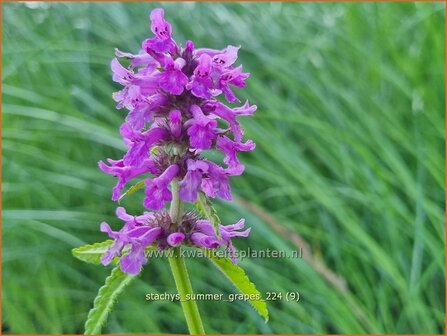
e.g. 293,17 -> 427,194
182,40 -> 195,63
100,207 -> 162,274
115,48 -> 156,68
115,206 -> 157,225
119,246 -> 147,274
179,159 -> 208,202
190,219 -> 251,263
194,45 -> 243,102
167,232 -> 186,247
169,109 -> 182,138
216,136 -> 255,174
111,58 -> 159,88
113,85 -> 167,130
210,45 -> 240,69
150,8 -> 171,39
127,93 -> 168,130
208,100 -> 257,142
158,56 -> 188,95
186,54 -> 215,99
190,231 -> 221,249
111,58 -> 134,86
201,161 -> 232,201
143,8 -> 177,54
106,7 -> 256,208
121,123 -> 169,167
120,224 -> 162,274
144,164 -> 179,210
186,105 -> 217,150
113,85 -> 140,111
217,65 -> 250,103
99,158 -> 157,201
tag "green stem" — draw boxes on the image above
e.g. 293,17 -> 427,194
168,180 -> 205,335
169,248 -> 205,334
169,179 -> 183,224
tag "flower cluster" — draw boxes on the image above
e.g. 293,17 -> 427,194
101,207 -> 250,274
99,8 -> 255,274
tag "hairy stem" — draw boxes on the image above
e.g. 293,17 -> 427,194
168,180 -> 205,335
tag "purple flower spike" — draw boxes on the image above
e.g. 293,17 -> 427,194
187,105 -> 217,150
179,159 -> 208,202
144,164 -> 179,210
98,8 -> 256,274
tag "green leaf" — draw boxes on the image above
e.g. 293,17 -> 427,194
72,240 -> 114,265
72,241 -> 156,266
208,255 -> 269,322
195,191 -> 221,238
84,266 -> 137,334
118,180 -> 145,203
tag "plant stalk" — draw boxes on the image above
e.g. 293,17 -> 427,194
168,180 -> 205,335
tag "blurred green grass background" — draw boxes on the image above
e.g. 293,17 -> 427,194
2,2 -> 445,334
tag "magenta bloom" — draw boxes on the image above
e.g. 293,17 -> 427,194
101,207 -> 250,274
100,207 -> 162,274
186,105 -> 217,150
186,54 -> 215,99
208,100 -> 256,142
99,158 -> 157,201
190,219 -> 251,263
211,45 -> 240,69
169,109 -> 182,138
158,56 -> 189,95
144,164 -> 179,210
98,8 -> 256,274
202,161 -> 232,200
121,123 -> 169,167
167,232 -> 186,247
216,136 -> 256,174
143,8 -> 177,54
179,159 -> 208,202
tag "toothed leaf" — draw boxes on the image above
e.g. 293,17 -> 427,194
208,255 -> 269,322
